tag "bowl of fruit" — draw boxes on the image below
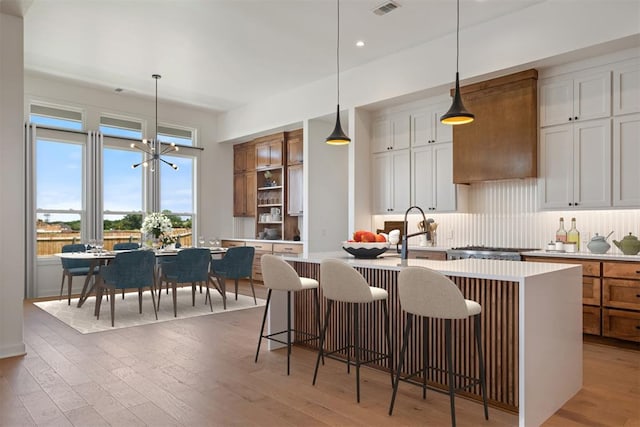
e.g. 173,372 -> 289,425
342,230 -> 390,259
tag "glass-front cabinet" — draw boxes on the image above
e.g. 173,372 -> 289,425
256,167 -> 284,240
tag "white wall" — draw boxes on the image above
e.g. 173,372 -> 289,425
0,12 -> 26,358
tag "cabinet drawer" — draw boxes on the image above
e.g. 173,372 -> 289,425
603,261 -> 640,280
603,278 -> 640,310
583,277 -> 601,306
409,251 -> 447,261
603,308 -> 640,342
583,306 -> 601,335
222,240 -> 245,248
523,257 -> 601,276
249,242 -> 273,252
273,243 -> 303,254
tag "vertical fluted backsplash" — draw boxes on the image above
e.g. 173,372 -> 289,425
374,178 -> 640,253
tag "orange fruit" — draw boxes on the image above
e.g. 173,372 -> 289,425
375,234 -> 387,242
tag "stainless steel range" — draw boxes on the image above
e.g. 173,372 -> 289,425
446,246 -> 530,261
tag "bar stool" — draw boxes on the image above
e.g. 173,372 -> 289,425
255,254 -> 322,375
313,259 -> 393,403
389,266 -> 488,427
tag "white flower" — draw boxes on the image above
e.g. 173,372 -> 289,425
141,212 -> 173,238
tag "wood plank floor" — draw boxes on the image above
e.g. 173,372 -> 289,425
1,282 -> 639,426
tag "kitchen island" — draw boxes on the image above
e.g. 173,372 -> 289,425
272,252 -> 582,427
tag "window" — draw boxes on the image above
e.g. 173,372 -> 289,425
30,104 -> 83,130
158,125 -> 194,147
99,116 -> 143,139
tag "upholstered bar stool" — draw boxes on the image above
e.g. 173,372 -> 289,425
313,259 -> 393,403
389,266 -> 488,427
255,254 -> 322,375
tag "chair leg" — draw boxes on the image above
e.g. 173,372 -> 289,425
383,300 -> 393,387
172,281 -> 178,317
287,290 -> 292,375
313,300 -> 333,386
205,282 -> 213,312
192,282 -> 196,307
95,284 -> 103,318
67,276 -> 73,306
255,289 -> 272,363
149,285 -> 158,320
445,319 -> 456,427
234,279 -> 239,300
346,303 -> 351,374
156,278 -> 163,309
423,316 -> 429,399
110,288 -> 116,327
219,277 -> 227,309
475,314 -> 489,420
313,288 -> 324,365
138,289 -> 143,314
354,303 -> 361,403
249,277 -> 256,304
389,313 -> 413,415
60,272 -> 66,302
122,289 -> 125,299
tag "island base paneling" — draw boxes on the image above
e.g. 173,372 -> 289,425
291,261 -> 520,413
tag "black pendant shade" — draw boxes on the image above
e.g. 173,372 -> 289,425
440,72 -> 474,125
326,104 -> 351,145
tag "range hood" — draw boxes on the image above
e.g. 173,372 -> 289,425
452,69 -> 538,184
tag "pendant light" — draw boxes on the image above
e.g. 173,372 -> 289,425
440,0 -> 474,125
131,74 -> 179,170
326,0 -> 351,145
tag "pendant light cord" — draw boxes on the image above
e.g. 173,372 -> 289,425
456,0 -> 459,74
336,0 -> 340,106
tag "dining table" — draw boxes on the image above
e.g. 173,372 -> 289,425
54,247 -> 227,308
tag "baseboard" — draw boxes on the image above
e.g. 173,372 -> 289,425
0,342 -> 26,360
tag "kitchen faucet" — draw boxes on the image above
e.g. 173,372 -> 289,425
400,206 -> 433,260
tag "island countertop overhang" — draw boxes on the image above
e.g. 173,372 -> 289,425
281,251 -> 581,281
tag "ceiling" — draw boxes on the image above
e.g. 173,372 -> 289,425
23,0 -> 546,113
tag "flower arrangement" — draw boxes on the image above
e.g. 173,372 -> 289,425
141,212 -> 175,246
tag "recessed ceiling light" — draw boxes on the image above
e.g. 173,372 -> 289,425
356,40 -> 365,47
114,88 -> 123,93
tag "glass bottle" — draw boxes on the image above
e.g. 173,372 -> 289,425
555,217 -> 567,243
567,217 -> 580,250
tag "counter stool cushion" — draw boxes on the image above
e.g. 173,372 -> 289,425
320,258 -> 388,303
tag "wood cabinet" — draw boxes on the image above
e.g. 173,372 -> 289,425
410,101 -> 452,147
540,70 -> 611,127
287,129 -> 303,165
539,118 -> 612,209
249,241 -> 273,282
613,59 -> 640,116
613,113 -> 640,207
372,150 -> 410,214
255,133 -> 283,169
452,69 -> 538,184
233,172 -> 256,217
256,168 -> 284,239
407,250 -> 446,261
221,239 -> 246,248
412,143 -> 457,212
371,112 -> 410,153
233,142 -> 255,173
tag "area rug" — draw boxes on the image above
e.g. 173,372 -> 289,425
34,287 -> 265,334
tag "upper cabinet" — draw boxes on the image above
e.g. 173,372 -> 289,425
287,129 -> 303,165
613,113 -> 640,207
371,112 -> 410,153
372,150 -> 410,214
613,59 -> 640,116
539,70 -> 611,127
255,133 -> 284,169
412,143 -> 457,212
233,142 -> 255,173
410,101 -> 452,147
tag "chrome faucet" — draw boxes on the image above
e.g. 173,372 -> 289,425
400,206 -> 433,260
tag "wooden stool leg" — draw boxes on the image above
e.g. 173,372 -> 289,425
354,303 -> 361,403
389,313 -> 412,415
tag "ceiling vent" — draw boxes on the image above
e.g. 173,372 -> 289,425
372,1 -> 400,16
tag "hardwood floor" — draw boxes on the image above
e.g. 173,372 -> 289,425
1,282 -> 638,426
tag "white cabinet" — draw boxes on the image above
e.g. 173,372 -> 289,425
287,164 -> 304,215
371,112 -> 410,153
613,59 -> 640,116
540,70 -> 611,127
540,118 -> 612,209
412,143 -> 457,212
613,113 -> 640,207
411,102 -> 452,147
372,150 -> 410,214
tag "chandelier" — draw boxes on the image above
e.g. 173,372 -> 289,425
131,74 -> 179,170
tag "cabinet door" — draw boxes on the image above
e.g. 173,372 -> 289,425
372,118 -> 391,153
372,153 -> 391,213
613,113 -> 640,207
256,143 -> 271,169
412,146 -> 434,209
613,59 -> 640,115
269,140 -> 283,167
540,77 -> 573,127
411,108 -> 431,148
433,101 -> 453,143
287,135 -> 303,165
233,174 -> 246,216
245,172 -> 256,217
391,113 -> 410,150
573,71 -> 611,122
433,143 -> 456,212
233,145 -> 246,173
573,118 -> 611,208
540,125 -> 574,209
245,145 -> 256,172
287,164 -> 303,216
391,150 -> 410,213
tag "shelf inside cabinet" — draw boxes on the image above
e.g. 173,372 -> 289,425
258,185 -> 283,191
258,203 -> 282,208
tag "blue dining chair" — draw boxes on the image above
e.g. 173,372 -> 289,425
209,246 -> 256,310
158,248 -> 211,317
95,250 -> 157,327
59,243 -> 99,305
113,242 -> 141,299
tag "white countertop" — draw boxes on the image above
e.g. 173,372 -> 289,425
522,249 -> 640,262
223,238 -> 303,245
283,251 -> 579,281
